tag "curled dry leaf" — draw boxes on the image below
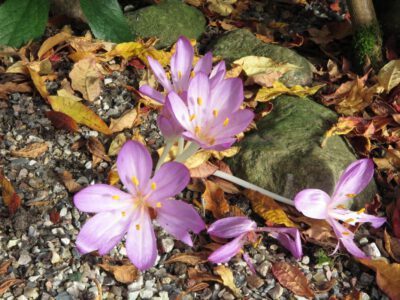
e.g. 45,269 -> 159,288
87,137 -> 111,162
190,161 -> 218,178
202,180 -> 230,219
377,59 -> 400,93
164,252 -> 209,266
0,279 -> 24,296
292,216 -> 336,247
214,265 -> 241,298
188,268 -> 222,284
11,142 -> 48,158
38,31 -> 71,59
272,261 -> 315,298
0,170 -> 21,215
108,133 -> 127,156
27,64 -> 49,99
383,229 -> 400,262
256,81 -> 324,102
98,259 -> 139,284
0,82 -> 32,100
0,260 -> 11,276
59,170 -> 82,193
45,111 -> 79,133
109,108 -> 138,133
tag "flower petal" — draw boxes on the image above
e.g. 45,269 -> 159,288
261,227 -> 303,259
157,103 -> 184,140
212,109 -> 254,138
74,184 -> 132,213
210,61 -> 226,88
156,199 -> 205,246
187,72 -> 211,125
126,208 -> 158,271
294,189 -> 331,219
208,234 -> 246,263
76,210 -> 131,255
194,52 -> 213,75
330,208 -> 386,228
207,217 -> 256,238
332,159 -> 374,205
167,91 -> 191,129
210,77 -> 243,119
148,56 -> 173,91
171,36 -> 194,92
147,161 -> 190,202
139,85 -> 165,103
117,141 -> 152,195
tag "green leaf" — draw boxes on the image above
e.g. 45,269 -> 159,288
0,0 -> 49,47
80,0 -> 132,43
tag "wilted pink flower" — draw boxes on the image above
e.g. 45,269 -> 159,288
207,217 -> 302,265
294,159 -> 386,258
139,36 -> 226,104
74,141 -> 205,270
168,73 -> 254,150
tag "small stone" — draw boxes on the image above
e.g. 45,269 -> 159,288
256,261 -> 271,277
359,272 -> 374,286
270,244 -> 278,251
128,276 -> 144,291
61,238 -> 70,246
363,243 -> 381,257
247,274 -> 264,289
24,287 -> 39,299
85,161 -> 92,169
18,251 -> 32,265
60,207 -> 68,217
7,239 -> 19,249
139,289 -> 154,299
268,284 -> 283,299
161,238 -> 174,253
17,296 -> 28,300
360,292 -> 371,300
359,237 -> 369,245
222,291 -> 235,300
51,251 -> 61,264
301,256 -> 310,265
128,291 -> 139,300
104,78 -> 113,85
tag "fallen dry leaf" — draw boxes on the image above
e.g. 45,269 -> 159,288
49,208 -> 61,224
11,142 -> 48,158
48,95 -> 112,135
272,261 -> 315,298
164,252 -> 209,265
27,64 -> 49,99
384,229 -> 400,262
377,59 -> 400,93
188,268 -> 222,284
255,81 -> 324,102
0,82 -> 32,100
207,0 -> 236,16
59,170 -> 82,193
214,265 -> 241,298
98,259 -> 139,284
190,161 -> 218,178
109,108 -> 138,133
107,169 -> 120,186
203,180 -> 230,219
38,31 -> 71,59
0,260 -> 11,276
293,216 -> 336,247
69,57 -> 102,102
0,170 -> 21,215
0,279 -> 23,295
359,258 -> 400,300
45,111 -> 80,132
108,133 -> 127,156
87,137 -> 111,163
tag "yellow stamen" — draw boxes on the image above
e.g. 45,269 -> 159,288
213,109 -> 219,117
121,211 -> 126,217
178,71 -> 182,79
190,114 -> 196,121
197,97 -> 203,105
131,176 -> 139,186
112,195 -> 120,200
344,218 -> 355,223
346,193 -> 357,198
357,208 -> 366,215
136,224 -> 141,230
336,204 -> 346,209
342,231 -> 350,235
190,71 -> 195,78
156,202 -> 162,208
151,182 -> 157,190
209,138 -> 215,145
223,117 -> 229,127
195,126 -> 201,134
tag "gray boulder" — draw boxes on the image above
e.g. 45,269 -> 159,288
210,29 -> 313,87
125,0 -> 206,48
227,96 -> 377,209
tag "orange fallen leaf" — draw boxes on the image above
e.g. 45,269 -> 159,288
0,260 -> 11,276
272,261 -> 314,298
45,111 -> 79,132
48,95 -> 112,135
11,142 -> 48,158
107,170 -> 120,186
203,180 -> 230,219
87,137 -> 111,163
98,260 -> 139,284
384,229 -> 400,262
59,170 -> 82,193
0,82 -> 32,100
188,268 -> 222,284
164,252 -> 209,265
109,108 -> 138,133
0,170 -> 21,215
38,31 -> 71,59
0,279 -> 23,295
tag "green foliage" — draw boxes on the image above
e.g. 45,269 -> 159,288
353,23 -> 383,70
80,0 -> 132,43
315,249 -> 333,266
0,0 -> 49,47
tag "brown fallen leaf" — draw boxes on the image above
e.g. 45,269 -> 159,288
384,229 -> 400,262
49,208 -> 61,224
0,82 -> 32,100
188,268 -> 222,284
69,57 -> 102,102
87,137 -> 111,165
59,170 -> 82,193
107,169 -> 120,186
11,142 -> 48,158
37,31 -> 71,59
98,259 -> 139,284
108,133 -> 127,156
0,170 -> 21,215
292,216 -> 336,247
109,108 -> 138,133
0,260 -> 11,276
244,189 -> 297,228
203,180 -> 230,219
214,265 -> 241,298
190,161 -> 218,178
164,252 -> 209,265
0,279 -> 23,295
45,111 -> 79,132
359,258 -> 400,300
48,95 -> 112,135
272,261 -> 315,298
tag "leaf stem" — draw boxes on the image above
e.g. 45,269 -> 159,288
155,139 -> 175,171
174,142 -> 200,163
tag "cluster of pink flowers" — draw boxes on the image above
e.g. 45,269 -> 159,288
73,36 -> 386,272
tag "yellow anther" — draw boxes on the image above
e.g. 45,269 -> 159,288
197,97 -> 203,105
209,138 -> 215,145
151,182 -> 157,190
344,218 -> 355,223
190,71 -> 195,78
131,176 -> 139,186
156,202 -> 162,208
213,109 -> 219,117
336,204 -> 346,209
112,195 -> 120,200
346,193 -> 357,198
178,71 -> 182,79
357,208 -> 366,215
190,114 -> 196,121
342,231 -> 350,235
121,211 -> 126,217
195,126 -> 201,134
136,224 -> 141,230
223,117 -> 230,127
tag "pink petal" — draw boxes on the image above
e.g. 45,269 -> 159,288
76,210 -> 131,255
74,184 -> 132,213
194,52 -> 213,75
332,159 -> 374,205
117,141 -> 152,195
157,103 -> 184,140
126,208 -> 158,270
187,72 -> 211,124
330,208 -> 386,228
148,56 -> 173,91
242,252 -> 256,274
156,199 -> 205,246
294,189 -> 331,219
207,217 -> 256,238
167,91 -> 191,129
261,227 -> 303,259
147,162 -> 190,202
210,61 -> 226,86
208,234 -> 246,263
203,137 -> 237,151
139,85 -> 165,103
171,36 -> 194,93
212,109 -> 254,138
209,78 -> 243,119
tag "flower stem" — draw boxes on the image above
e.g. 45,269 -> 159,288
213,170 -> 294,206
156,139 -> 175,171
177,137 -> 184,155
174,142 -> 200,163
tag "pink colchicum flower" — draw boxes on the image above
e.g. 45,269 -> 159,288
207,217 -> 302,265
168,73 -> 254,150
74,141 -> 205,271
294,159 -> 386,258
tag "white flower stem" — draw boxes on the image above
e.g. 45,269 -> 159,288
155,139 -> 175,171
213,170 -> 295,206
174,142 -> 200,163
177,137 -> 185,155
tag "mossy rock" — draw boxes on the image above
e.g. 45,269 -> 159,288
227,96 -> 377,209
210,29 -> 313,87
125,0 -> 206,48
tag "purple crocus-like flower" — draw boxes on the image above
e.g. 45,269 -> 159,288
74,141 -> 205,271
294,159 -> 386,258
167,73 -> 254,150
207,217 -> 302,265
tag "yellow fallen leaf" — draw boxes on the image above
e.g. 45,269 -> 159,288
209,146 -> 240,160
255,81 -> 324,102
6,61 -> 28,74
69,57 -> 102,102
27,65 -> 49,99
109,108 -> 138,133
378,59 -> 400,93
214,265 -> 241,297
207,0 -> 237,16
38,31 -> 71,59
108,133 -> 127,156
233,55 -> 297,77
48,96 -> 112,135
322,117 -> 361,147
57,89 -> 81,101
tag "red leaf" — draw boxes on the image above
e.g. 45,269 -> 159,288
45,111 -> 79,132
50,208 -> 60,224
